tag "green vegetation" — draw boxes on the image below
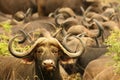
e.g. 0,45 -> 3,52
105,29 -> 120,73
0,34 -> 10,56
0,21 -> 30,56
0,21 -> 12,32
0,21 -> 12,56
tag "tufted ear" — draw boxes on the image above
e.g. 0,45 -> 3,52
23,58 -> 33,62
22,57 -> 34,63
20,58 -> 34,64
60,57 -> 76,65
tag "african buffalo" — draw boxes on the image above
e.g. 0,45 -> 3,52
0,29 -> 84,80
14,20 -> 60,45
57,17 -> 108,75
0,55 -> 70,80
0,0 -> 37,14
61,34 -> 108,75
36,0 -> 102,16
83,55 -> 120,80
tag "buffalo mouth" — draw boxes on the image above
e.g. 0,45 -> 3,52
42,65 -> 56,71
45,65 -> 55,71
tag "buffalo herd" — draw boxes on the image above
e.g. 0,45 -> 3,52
0,0 -> 120,80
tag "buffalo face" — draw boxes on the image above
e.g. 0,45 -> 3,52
34,40 -> 60,71
8,33 -> 84,70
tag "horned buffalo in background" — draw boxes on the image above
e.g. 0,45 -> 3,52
58,18 -> 108,75
61,35 -> 108,75
36,0 -> 103,16
0,0 -> 37,15
83,55 -> 120,80
82,0 -> 103,13
0,29 -> 84,80
11,17 -> 57,43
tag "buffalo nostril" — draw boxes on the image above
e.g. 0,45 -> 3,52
43,62 -> 47,65
42,59 -> 55,66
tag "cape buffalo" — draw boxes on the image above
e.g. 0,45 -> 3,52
36,0 -> 102,16
83,55 -> 120,80
0,0 -> 37,14
0,29 -> 84,80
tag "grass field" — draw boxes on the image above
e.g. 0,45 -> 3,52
101,0 -> 120,3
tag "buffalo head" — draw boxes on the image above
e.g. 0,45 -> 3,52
8,30 -> 84,79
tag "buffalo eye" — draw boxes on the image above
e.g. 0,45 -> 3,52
37,48 -> 43,54
52,49 -> 58,55
35,48 -> 44,59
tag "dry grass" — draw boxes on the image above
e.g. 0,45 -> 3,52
101,0 -> 120,4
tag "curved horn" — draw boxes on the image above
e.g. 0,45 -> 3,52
62,33 -> 85,53
57,7 -> 76,18
8,35 -> 30,58
62,33 -> 74,52
93,19 -> 104,38
61,17 -> 78,30
42,22 -> 57,31
67,24 -> 103,38
24,8 -> 32,18
55,7 -> 77,26
17,30 -> 28,44
55,13 -> 65,26
81,6 -> 93,28
80,6 -> 92,19
55,36 -> 85,58
55,14 -> 78,29
49,8 -> 60,18
8,35 -> 46,58
84,6 -> 93,16
13,11 -> 25,21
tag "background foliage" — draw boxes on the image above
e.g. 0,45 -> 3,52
0,21 -> 30,56
105,29 -> 120,73
0,21 -> 12,56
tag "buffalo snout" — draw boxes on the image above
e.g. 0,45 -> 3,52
42,59 -> 56,71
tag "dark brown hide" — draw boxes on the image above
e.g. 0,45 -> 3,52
0,0 -> 37,14
83,55 -> 120,80
36,0 -> 102,16
36,0 -> 83,16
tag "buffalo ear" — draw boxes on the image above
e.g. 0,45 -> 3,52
22,57 -> 34,63
58,50 -> 64,56
23,58 -> 33,62
59,50 -> 71,61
